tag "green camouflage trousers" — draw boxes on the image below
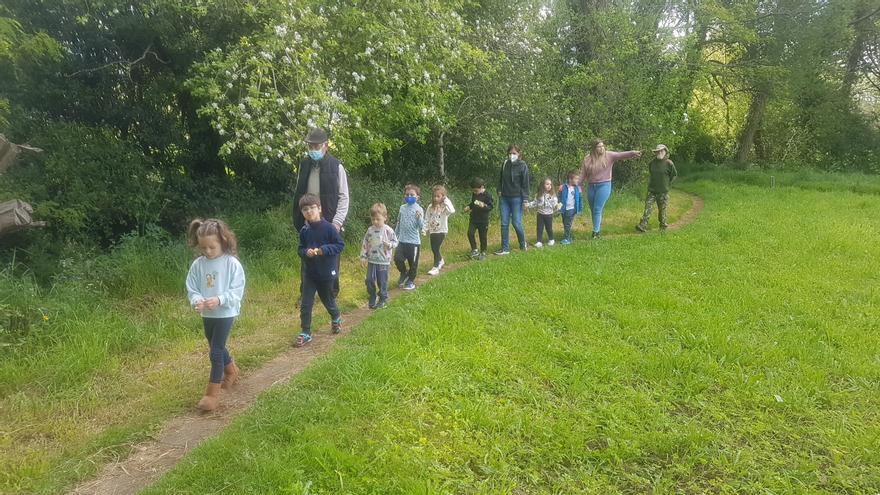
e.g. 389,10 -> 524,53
638,192 -> 669,230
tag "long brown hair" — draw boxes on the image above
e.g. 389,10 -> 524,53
536,176 -> 554,197
187,218 -> 238,256
430,184 -> 447,207
581,138 -> 607,178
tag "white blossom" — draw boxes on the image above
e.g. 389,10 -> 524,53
275,25 -> 288,38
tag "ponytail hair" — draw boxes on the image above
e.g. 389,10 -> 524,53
187,218 -> 238,256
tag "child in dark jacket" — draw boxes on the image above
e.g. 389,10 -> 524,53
558,170 -> 583,244
295,193 -> 345,347
464,177 -> 494,260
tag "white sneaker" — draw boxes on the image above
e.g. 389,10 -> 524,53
548,239 -> 555,246
428,267 -> 440,276
438,259 -> 445,269
535,242 -> 543,248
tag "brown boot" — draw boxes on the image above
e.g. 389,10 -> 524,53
196,382 -> 222,411
221,361 -> 239,390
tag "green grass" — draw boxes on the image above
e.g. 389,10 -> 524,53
0,187 -> 687,494
141,177 -> 880,494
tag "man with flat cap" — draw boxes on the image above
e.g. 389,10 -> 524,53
293,127 -> 350,302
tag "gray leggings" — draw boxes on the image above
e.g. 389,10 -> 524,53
203,317 -> 234,383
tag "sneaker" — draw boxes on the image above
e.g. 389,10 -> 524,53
402,281 -> 416,290
293,332 -> 312,347
331,317 -> 343,334
368,301 -> 377,309
520,244 -> 528,252
397,273 -> 408,288
635,224 -> 647,233
470,249 -> 479,258
438,259 -> 445,269
560,239 -> 571,245
591,231 -> 600,240
428,267 -> 440,276
478,252 -> 487,260
376,300 -> 387,309
535,242 -> 543,248
494,249 -> 510,256
548,240 -> 555,246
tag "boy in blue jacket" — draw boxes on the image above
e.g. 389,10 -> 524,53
558,170 -> 583,244
295,193 -> 345,347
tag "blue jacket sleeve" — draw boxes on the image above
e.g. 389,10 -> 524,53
320,225 -> 345,257
185,260 -> 203,306
219,258 -> 246,308
298,226 -> 308,258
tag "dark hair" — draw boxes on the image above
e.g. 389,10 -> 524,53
537,177 -> 554,195
187,218 -> 238,256
298,193 -> 321,209
404,183 -> 421,196
470,177 -> 486,189
567,169 -> 579,180
507,144 -> 521,154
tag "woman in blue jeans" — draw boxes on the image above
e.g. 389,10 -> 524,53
495,144 -> 530,255
580,139 -> 641,239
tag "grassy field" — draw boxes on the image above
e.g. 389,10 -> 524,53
0,184 -> 690,494
139,176 -> 880,494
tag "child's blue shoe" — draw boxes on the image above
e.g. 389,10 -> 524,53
560,239 -> 571,245
294,332 -> 312,347
331,317 -> 343,334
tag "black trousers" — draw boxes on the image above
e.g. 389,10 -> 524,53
536,213 -> 554,243
394,242 -> 420,281
429,233 -> 446,267
467,221 -> 488,252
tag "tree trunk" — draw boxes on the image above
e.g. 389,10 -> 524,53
735,88 -> 770,164
844,2 -> 874,96
679,3 -> 709,106
567,0 -> 611,63
437,130 -> 446,180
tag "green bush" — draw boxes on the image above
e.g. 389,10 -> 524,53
2,122 -> 168,246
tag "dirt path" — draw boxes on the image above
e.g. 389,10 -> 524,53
70,192 -> 704,495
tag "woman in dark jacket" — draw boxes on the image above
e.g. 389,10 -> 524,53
495,144 -> 530,255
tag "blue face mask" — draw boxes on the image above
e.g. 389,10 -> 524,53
405,196 -> 417,205
308,149 -> 324,161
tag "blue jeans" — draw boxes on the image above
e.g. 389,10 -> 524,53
499,195 -> 525,250
203,317 -> 234,384
587,181 -> 612,234
301,276 -> 340,334
365,263 -> 389,305
562,210 -> 576,241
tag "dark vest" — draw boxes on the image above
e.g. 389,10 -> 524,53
293,155 -> 341,230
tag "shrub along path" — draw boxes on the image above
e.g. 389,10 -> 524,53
70,192 -> 703,494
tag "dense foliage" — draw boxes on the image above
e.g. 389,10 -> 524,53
1,0 -> 880,256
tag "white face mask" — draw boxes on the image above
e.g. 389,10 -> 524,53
509,154 -> 518,162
